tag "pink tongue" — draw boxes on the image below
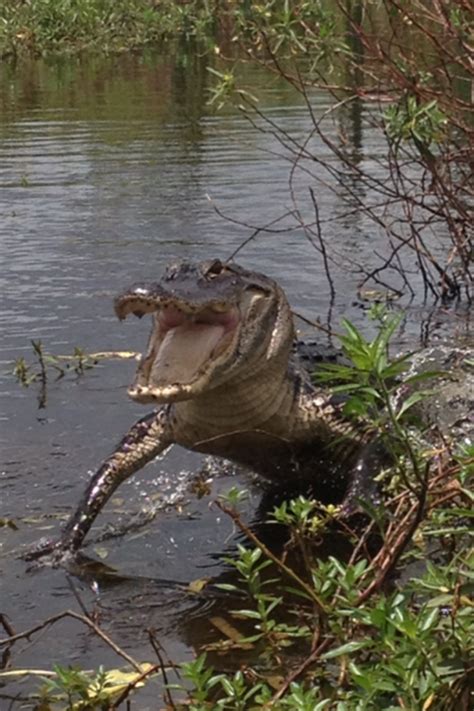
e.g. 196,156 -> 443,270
150,322 -> 225,385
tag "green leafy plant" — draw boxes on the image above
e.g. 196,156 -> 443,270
39,664 -> 112,709
314,314 -> 443,500
384,97 -> 448,151
0,0 -> 222,57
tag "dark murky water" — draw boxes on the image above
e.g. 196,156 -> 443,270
0,52 -> 471,706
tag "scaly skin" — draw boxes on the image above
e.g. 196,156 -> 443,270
25,259 -> 375,564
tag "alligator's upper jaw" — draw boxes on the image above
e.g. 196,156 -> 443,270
115,292 -> 241,403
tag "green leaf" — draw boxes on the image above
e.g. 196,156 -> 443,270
374,315 -> 402,359
357,386 -> 384,399
341,318 -> 366,345
396,390 -> 435,419
423,594 -> 454,608
321,641 -> 369,659
220,676 -> 236,695
403,370 -> 446,385
419,607 -> 439,632
343,398 -> 369,417
234,609 -> 262,620
348,662 -> 372,691
329,383 -> 368,393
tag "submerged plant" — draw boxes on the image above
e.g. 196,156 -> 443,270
12,341 -> 137,410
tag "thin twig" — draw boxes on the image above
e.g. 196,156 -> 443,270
0,616 -> 15,639
66,575 -> 93,620
265,636 -> 334,706
111,663 -> 161,707
293,311 -> 340,339
309,188 -> 336,300
148,629 -> 179,709
356,480 -> 427,606
0,610 -> 142,672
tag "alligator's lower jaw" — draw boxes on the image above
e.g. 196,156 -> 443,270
129,310 -> 240,403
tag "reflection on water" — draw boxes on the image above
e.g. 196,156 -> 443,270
0,51 -> 470,706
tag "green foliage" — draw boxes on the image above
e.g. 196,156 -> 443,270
171,655 -> 267,710
0,0 -> 346,62
314,314 -> 410,418
39,664 -> 113,709
33,662 -> 156,709
233,0 -> 347,70
210,540 -> 312,664
44,664 -> 100,704
0,0 -> 220,57
314,314 -> 438,447
177,546 -> 472,709
207,65 -> 260,110
0,0 -> 349,63
271,497 -> 338,536
384,97 -> 448,149
314,313 -> 445,498
218,485 -> 249,509
13,340 -> 98,386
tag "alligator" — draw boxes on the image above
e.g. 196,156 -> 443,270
27,259 -> 388,564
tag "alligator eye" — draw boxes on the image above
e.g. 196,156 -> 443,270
205,259 -> 224,278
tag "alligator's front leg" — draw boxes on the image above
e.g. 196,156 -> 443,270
24,407 -> 173,564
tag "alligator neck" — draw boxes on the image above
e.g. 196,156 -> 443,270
172,361 -> 301,444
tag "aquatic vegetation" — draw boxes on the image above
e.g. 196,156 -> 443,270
0,0 -> 219,57
13,340 -> 96,383
12,340 -> 137,408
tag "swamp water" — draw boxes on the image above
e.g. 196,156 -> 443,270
0,52 -> 470,707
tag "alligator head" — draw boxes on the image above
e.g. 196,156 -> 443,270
115,259 -> 294,404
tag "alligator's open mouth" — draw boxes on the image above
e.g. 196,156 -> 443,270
114,259 -> 277,403
115,293 -> 242,403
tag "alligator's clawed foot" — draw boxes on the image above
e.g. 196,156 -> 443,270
20,537 -> 76,569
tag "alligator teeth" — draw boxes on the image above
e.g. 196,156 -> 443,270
211,303 -> 231,313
